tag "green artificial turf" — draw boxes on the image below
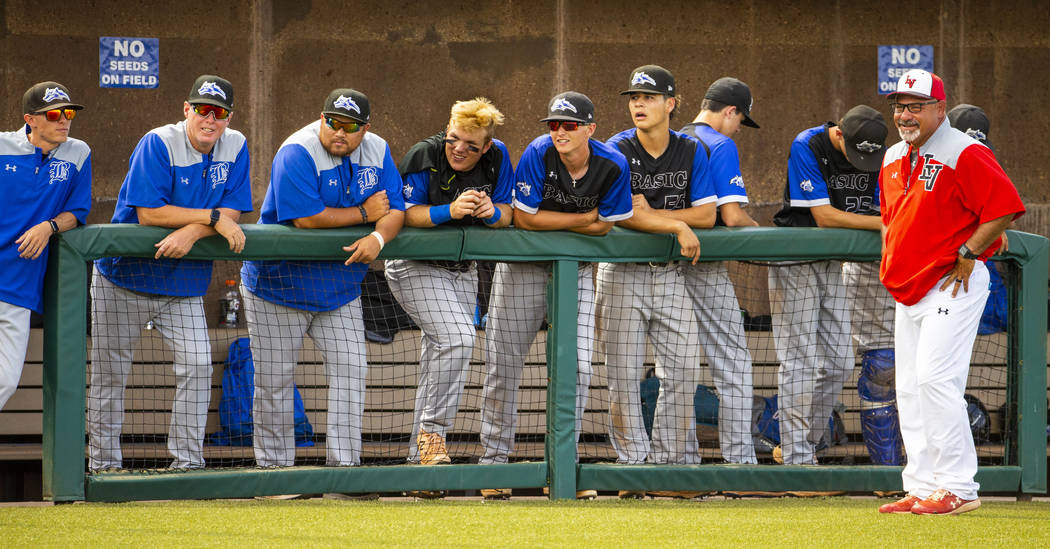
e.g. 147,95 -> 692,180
2,497 -> 1047,548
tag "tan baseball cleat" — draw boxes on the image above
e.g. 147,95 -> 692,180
417,428 -> 451,465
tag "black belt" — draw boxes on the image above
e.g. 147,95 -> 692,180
632,261 -> 674,267
422,259 -> 474,272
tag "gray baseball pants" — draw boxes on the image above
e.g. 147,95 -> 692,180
767,260 -> 852,465
385,259 -> 478,462
684,261 -> 757,464
242,286 -> 367,467
480,261 -> 594,464
841,261 -> 895,352
87,269 -> 211,470
0,301 -> 31,411
598,262 -> 702,464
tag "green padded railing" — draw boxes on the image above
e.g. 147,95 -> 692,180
41,225 -> 1047,501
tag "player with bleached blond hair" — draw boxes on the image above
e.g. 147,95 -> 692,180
388,97 -> 513,494
449,97 -> 505,138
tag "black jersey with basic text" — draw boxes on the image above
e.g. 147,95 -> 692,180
606,128 -> 709,211
773,123 -> 880,228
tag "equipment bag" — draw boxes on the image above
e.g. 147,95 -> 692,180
208,337 -> 314,447
640,369 -> 720,438
978,260 -> 1008,334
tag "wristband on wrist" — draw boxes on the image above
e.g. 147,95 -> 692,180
958,244 -> 979,260
482,206 -> 502,225
429,204 -> 452,225
48,219 -> 59,233
358,205 -> 368,223
208,208 -> 221,228
370,231 -> 385,250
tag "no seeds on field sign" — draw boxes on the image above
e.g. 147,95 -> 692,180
878,45 -> 933,95
100,37 -> 159,89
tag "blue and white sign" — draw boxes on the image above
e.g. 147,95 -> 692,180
878,45 -> 933,95
99,37 -> 159,89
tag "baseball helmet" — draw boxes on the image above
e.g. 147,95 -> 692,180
751,394 -> 846,453
964,394 -> 991,445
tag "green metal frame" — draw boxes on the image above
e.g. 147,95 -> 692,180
41,225 -> 1047,501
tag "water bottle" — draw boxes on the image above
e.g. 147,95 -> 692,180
220,279 -> 241,328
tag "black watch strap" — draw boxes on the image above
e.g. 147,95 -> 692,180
958,244 -> 979,260
209,208 -> 221,227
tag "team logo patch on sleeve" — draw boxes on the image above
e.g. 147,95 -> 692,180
334,95 -> 361,114
550,98 -> 577,113
42,87 -> 71,103
48,160 -> 71,184
800,179 -> 814,192
730,175 -> 745,188
197,81 -> 227,100
402,183 -> 413,199
516,181 -> 532,197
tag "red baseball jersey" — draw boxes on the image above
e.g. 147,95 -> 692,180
879,119 -> 1024,305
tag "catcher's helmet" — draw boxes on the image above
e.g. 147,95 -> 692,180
964,394 -> 991,445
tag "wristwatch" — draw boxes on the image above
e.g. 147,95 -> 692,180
208,208 -> 221,227
958,244 -> 980,260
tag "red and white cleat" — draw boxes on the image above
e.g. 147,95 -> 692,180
878,494 -> 922,514
910,489 -> 981,515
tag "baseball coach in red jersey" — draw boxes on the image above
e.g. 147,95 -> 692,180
876,69 -> 1024,516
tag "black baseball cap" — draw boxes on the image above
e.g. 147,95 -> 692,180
948,104 -> 992,150
539,91 -> 595,124
188,75 -> 234,111
323,88 -> 370,123
621,65 -> 676,96
704,77 -> 758,128
23,81 -> 83,114
839,105 -> 887,172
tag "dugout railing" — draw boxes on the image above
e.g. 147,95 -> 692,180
41,224 -> 1047,502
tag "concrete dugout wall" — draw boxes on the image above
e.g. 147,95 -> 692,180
2,0 -> 1047,306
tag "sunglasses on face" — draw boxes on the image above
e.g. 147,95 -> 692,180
37,108 -> 77,122
324,115 -> 364,133
890,100 -> 939,114
191,104 -> 231,120
443,137 -> 481,153
547,120 -> 586,131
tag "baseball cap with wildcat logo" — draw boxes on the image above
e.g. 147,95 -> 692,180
839,105 -> 887,172
23,81 -> 84,114
539,91 -> 595,124
188,75 -> 235,111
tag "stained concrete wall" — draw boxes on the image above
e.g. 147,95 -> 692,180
2,0 -> 1047,307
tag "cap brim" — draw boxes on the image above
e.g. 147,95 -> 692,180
843,146 -> 885,172
619,87 -> 671,96
322,110 -> 368,124
742,113 -> 759,129
539,115 -> 587,123
33,102 -> 84,112
191,97 -> 233,111
886,91 -> 934,100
